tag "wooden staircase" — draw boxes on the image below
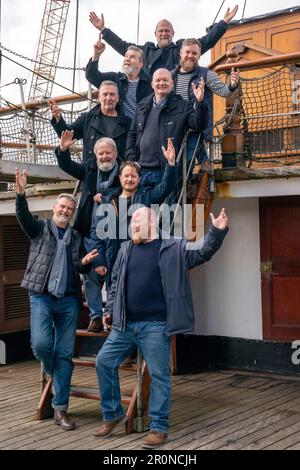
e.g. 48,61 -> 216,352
37,328 -> 151,434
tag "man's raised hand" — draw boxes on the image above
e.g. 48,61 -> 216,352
162,138 -> 175,166
48,98 -> 61,122
15,168 -> 28,195
192,78 -> 205,102
93,33 -> 106,60
82,249 -> 99,266
230,67 -> 240,89
210,208 -> 229,230
60,130 -> 76,152
89,11 -> 105,31
224,5 -> 238,24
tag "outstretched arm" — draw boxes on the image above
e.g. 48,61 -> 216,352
197,5 -> 238,55
15,169 -> 44,239
185,208 -> 229,269
85,36 -> 119,89
89,11 -> 144,56
55,130 -> 86,181
206,68 -> 240,97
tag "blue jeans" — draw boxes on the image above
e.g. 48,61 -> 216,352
29,294 -> 78,410
96,321 -> 171,433
84,269 -> 103,320
140,168 -> 163,188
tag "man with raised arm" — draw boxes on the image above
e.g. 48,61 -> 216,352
15,169 -> 98,430
89,6 -> 238,75
85,38 -> 152,120
125,68 -> 207,187
55,131 -> 121,332
94,205 -> 229,448
49,80 -> 130,162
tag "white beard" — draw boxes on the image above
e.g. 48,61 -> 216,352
121,64 -> 138,76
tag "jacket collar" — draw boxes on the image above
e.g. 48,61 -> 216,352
140,91 -> 179,111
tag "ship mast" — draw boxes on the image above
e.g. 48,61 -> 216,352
28,0 -> 70,101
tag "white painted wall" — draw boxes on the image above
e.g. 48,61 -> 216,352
191,197 -> 263,340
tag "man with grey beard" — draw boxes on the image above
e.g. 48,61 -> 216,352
55,131 -> 121,331
85,39 -> 152,120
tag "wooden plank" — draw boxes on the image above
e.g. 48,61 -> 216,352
1,360 -> 300,450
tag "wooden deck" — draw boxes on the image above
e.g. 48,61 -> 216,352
1,360 -> 300,450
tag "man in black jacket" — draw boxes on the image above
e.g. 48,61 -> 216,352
49,81 -> 130,162
15,169 -> 98,431
89,6 -> 238,75
56,131 -> 121,332
93,205 -> 228,448
85,39 -> 152,120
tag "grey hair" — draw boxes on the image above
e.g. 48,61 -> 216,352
126,45 -> 144,63
94,137 -> 118,155
55,193 -> 77,208
99,80 -> 119,94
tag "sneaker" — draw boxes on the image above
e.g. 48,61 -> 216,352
142,431 -> 168,449
87,317 -> 103,333
94,416 -> 128,437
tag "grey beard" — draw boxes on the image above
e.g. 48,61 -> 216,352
97,161 -> 116,172
121,64 -> 138,76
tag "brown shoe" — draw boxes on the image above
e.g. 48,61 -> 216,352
54,410 -> 76,431
142,431 -> 168,449
94,416 -> 127,437
87,317 -> 103,333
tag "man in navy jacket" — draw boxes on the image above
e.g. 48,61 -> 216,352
89,6 -> 238,75
85,41 -> 152,120
93,205 -> 229,448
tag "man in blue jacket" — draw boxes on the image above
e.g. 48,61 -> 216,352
90,138 -> 177,288
89,6 -> 238,75
94,205 -> 229,448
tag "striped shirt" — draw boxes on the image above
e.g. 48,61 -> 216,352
175,72 -> 193,101
175,69 -> 234,102
206,69 -> 233,97
123,80 -> 139,119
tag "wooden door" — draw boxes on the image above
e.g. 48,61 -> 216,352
260,197 -> 300,340
0,216 -> 30,333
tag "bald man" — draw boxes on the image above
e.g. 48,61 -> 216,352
94,206 -> 229,448
89,6 -> 238,75
125,68 -> 207,187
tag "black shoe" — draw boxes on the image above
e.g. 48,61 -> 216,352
54,410 -> 76,431
87,317 -> 103,333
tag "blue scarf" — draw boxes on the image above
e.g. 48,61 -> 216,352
47,219 -> 72,298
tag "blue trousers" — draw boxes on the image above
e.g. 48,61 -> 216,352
96,321 -> 172,433
29,294 -> 78,410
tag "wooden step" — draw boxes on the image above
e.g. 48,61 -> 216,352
73,358 -> 96,367
70,385 -> 131,404
76,329 -> 108,338
73,356 -> 137,371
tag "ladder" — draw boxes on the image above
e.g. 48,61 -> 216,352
36,328 -> 151,434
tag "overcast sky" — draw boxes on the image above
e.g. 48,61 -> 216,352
1,0 -> 300,106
